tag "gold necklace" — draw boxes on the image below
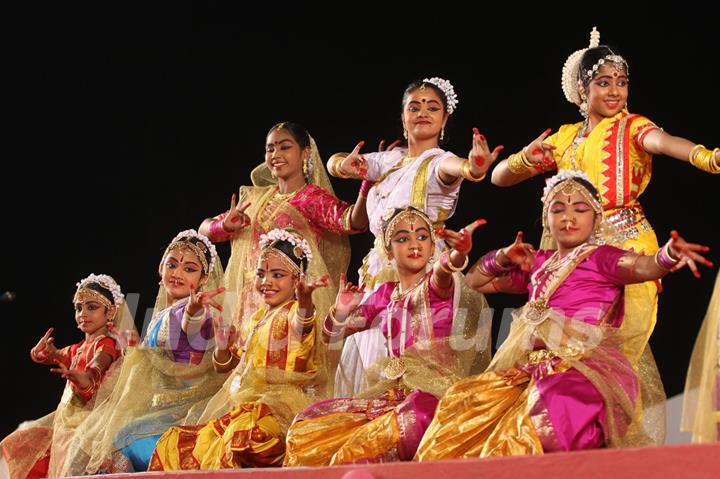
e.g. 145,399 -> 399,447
384,277 -> 425,381
564,119 -> 590,170
275,183 -> 305,199
390,274 -> 425,301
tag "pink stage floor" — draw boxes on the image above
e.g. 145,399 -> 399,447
74,443 -> 720,479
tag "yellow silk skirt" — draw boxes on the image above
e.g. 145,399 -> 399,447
149,402 -> 284,470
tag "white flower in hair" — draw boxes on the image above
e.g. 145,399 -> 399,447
171,229 -> 218,273
541,169 -> 594,203
259,228 -> 313,263
76,273 -> 124,306
423,77 -> 459,114
561,27 -> 600,106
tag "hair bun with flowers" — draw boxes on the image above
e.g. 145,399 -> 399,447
259,228 -> 313,264
169,229 -> 218,274
76,273 -> 124,306
423,77 -> 459,114
561,27 -> 600,106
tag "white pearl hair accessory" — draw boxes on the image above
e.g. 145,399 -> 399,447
259,228 -> 313,263
76,273 -> 124,306
422,77 -> 459,114
561,27 -> 600,106
170,229 -> 218,273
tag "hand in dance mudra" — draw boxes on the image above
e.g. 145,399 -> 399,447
665,230 -> 713,278
468,128 -> 504,178
499,231 -> 537,273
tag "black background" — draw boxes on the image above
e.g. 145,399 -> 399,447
1,3 -> 718,438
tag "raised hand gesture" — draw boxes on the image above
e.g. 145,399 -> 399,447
211,312 -> 237,352
187,286 -> 225,317
334,272 -> 365,317
50,361 -> 92,390
468,128 -> 504,177
295,273 -> 330,316
523,128 -> 557,169
436,219 -> 487,255
339,141 -> 369,179
30,327 -> 58,364
222,193 -> 252,234
666,230 -> 713,278
500,231 -> 537,272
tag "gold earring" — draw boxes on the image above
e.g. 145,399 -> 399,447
303,157 -> 308,177
440,128 -> 445,141
403,128 -> 408,140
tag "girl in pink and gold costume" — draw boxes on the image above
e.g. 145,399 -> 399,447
283,207 -> 488,466
415,171 -> 712,459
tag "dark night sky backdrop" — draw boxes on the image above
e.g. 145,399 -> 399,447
1,4 -> 718,438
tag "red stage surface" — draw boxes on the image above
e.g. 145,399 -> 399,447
76,443 -> 720,479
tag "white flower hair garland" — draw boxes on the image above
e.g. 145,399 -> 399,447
423,77 -> 459,114
170,229 -> 218,274
76,273 -> 124,306
259,228 -> 313,263
561,27 -> 600,106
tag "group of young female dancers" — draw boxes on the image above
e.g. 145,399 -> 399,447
2,27 -> 718,476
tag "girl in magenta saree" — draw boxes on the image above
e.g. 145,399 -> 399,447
283,207 -> 488,466
416,171 -> 713,459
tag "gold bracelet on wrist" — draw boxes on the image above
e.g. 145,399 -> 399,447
328,306 -> 350,327
329,156 -> 352,179
212,350 -> 234,367
689,144 -> 720,174
446,252 -> 470,272
507,151 -> 532,175
296,308 -> 317,327
459,160 -> 486,182
322,321 -> 343,338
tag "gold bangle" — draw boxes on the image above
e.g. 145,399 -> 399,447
507,151 -> 532,175
688,144 -> 705,163
459,160 -> 486,182
329,156 -> 352,179
296,308 -> 317,327
689,145 -> 720,174
712,148 -> 720,173
446,252 -> 470,272
328,306 -> 351,327
212,350 -> 234,367
322,321 -> 343,338
228,345 -> 242,359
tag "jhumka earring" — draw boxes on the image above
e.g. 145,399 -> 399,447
302,156 -> 309,177
579,94 -> 589,117
403,128 -> 408,140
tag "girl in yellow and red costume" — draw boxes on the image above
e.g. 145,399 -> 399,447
492,27 -> 720,366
